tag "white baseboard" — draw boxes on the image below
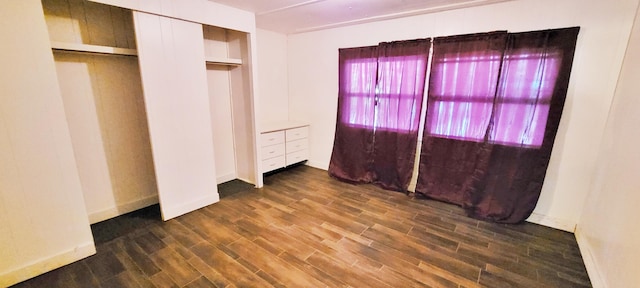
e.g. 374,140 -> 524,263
216,172 -> 237,184
160,194 -> 219,221
575,226 -> 606,288
235,176 -> 256,186
0,241 -> 95,287
526,212 -> 576,232
88,195 -> 159,224
305,161 -> 328,170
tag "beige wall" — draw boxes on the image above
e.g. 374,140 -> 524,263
283,0 -> 640,231
257,29 -> 290,124
576,2 -> 640,287
54,53 -> 159,224
0,1 -> 95,286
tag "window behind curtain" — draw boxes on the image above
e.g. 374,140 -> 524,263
375,55 -> 428,132
342,57 -> 378,128
426,32 -> 564,148
330,40 -> 430,191
426,32 -> 507,142
341,53 -> 427,133
489,48 -> 562,147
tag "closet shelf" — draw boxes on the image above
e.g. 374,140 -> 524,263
204,56 -> 242,66
51,41 -> 138,56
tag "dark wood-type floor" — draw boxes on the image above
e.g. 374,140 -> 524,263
11,165 -> 591,288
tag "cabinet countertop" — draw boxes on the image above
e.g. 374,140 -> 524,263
261,121 -> 309,134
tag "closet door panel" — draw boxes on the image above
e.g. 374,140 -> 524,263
134,11 -> 218,221
0,1 -> 94,285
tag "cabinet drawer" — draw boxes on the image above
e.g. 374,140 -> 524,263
285,126 -> 308,141
286,138 -> 308,153
262,155 -> 285,173
261,143 -> 285,160
260,131 -> 285,147
286,149 -> 308,166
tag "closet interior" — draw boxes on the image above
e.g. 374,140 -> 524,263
42,0 -> 157,224
203,25 -> 258,186
41,0 -> 259,224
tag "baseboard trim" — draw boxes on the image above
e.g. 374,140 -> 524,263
575,227 -> 606,288
305,161 -> 328,171
235,176 -> 256,186
525,212 -> 576,232
88,195 -> 160,224
161,194 -> 219,221
0,241 -> 96,287
216,172 -> 237,184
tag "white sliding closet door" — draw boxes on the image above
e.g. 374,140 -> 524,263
133,11 -> 219,220
0,1 -> 95,285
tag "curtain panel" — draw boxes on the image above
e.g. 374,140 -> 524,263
372,40 -> 430,190
416,27 -> 580,223
328,46 -> 378,184
329,39 -> 430,191
419,31 -> 508,204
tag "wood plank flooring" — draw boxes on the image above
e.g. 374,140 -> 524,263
11,165 -> 591,287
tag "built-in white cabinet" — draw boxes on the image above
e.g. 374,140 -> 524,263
261,131 -> 286,172
285,126 -> 310,166
261,122 -> 309,173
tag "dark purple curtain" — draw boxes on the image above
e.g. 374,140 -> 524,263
329,39 -> 430,191
371,40 -> 430,191
418,31 -> 508,204
416,27 -> 580,223
328,46 -> 378,183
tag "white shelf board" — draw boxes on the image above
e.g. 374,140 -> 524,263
204,56 -> 242,66
51,41 -> 137,56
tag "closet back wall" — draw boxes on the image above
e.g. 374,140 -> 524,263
204,25 -> 238,184
53,54 -> 158,224
43,0 -> 158,224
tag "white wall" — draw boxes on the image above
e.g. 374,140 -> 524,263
257,29 -> 290,124
284,0 -> 640,231
576,2 -> 640,287
0,1 -> 95,286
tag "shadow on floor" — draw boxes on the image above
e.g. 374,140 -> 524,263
91,179 -> 254,245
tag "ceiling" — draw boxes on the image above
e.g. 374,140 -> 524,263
209,0 -> 513,34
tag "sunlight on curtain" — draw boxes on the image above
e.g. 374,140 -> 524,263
342,56 -> 427,133
489,49 -> 562,147
342,58 -> 377,128
427,52 -> 503,141
426,38 -> 563,148
375,55 -> 427,132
